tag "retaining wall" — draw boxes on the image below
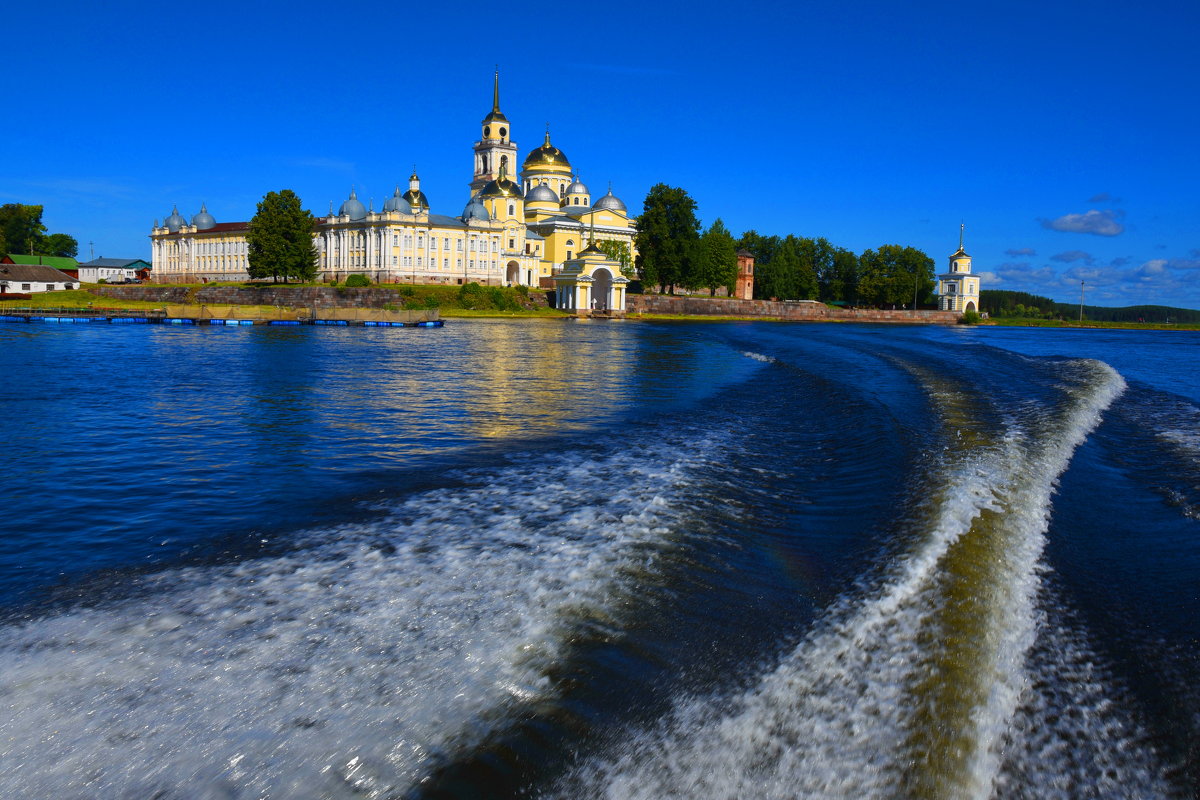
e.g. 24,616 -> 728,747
92,286 -> 416,308
627,295 -> 960,324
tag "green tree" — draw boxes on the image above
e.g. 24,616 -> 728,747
247,190 -> 317,283
695,218 -> 738,296
0,204 -> 47,255
634,184 -> 700,294
737,230 -> 780,267
42,233 -> 78,259
596,239 -> 634,279
793,236 -> 823,300
857,244 -> 935,308
829,247 -> 859,304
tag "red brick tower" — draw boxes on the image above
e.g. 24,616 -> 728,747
735,249 -> 755,300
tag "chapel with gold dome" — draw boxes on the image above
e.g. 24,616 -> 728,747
149,71 -> 637,296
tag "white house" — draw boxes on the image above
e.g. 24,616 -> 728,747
77,258 -> 151,284
0,263 -> 79,294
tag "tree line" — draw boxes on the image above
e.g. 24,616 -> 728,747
1,204 -> 78,258
981,290 -> 1200,323
634,184 -> 936,306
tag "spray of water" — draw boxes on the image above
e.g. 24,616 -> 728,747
548,359 -> 1137,800
0,435 -> 722,799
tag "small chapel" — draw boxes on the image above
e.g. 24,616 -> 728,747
937,225 -> 981,313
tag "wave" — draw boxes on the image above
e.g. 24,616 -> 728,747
545,358 -> 1139,800
0,433 -> 725,799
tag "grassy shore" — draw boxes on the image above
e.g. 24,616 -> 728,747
0,289 -> 163,310
983,317 -> 1200,331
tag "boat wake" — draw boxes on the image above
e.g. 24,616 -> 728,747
0,433 -> 724,799
544,357 -> 1169,800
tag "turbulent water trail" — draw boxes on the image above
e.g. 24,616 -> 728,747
0,435 -> 722,800
547,357 -> 1128,800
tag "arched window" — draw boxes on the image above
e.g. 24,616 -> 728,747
508,203 -> 515,217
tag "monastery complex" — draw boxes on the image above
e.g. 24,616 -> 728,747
149,73 -> 635,310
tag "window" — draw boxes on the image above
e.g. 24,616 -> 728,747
46,285 -> 55,291
457,240 -> 463,252
566,251 -> 573,261
508,203 -> 514,217
21,283 -> 30,290
393,234 -> 398,246
443,258 -> 449,268
443,237 -> 449,249
393,256 -> 398,266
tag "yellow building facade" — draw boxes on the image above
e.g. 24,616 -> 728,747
937,225 -> 981,312
149,73 -> 637,288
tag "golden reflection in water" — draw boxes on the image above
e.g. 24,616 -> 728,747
366,318 -> 635,441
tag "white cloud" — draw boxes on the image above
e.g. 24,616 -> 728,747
1040,209 -> 1125,236
1004,247 -> 1036,257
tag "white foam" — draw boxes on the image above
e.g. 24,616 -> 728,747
549,360 -> 1132,800
0,436 -> 721,799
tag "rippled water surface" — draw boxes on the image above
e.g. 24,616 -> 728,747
1,319 -> 1197,799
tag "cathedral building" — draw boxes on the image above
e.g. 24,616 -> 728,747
149,73 -> 637,290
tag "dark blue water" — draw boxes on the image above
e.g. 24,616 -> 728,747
0,319 -> 1196,799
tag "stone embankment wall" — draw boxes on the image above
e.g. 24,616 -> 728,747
93,286 -> 414,308
627,295 -> 960,324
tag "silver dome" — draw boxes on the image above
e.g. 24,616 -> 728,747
462,197 -> 490,222
339,189 -> 367,221
564,177 -> 590,196
192,203 -> 216,230
164,205 -> 186,232
592,188 -> 627,213
525,183 -> 559,203
383,186 -> 412,213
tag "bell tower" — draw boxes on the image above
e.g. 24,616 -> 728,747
471,70 -> 519,194
938,223 -> 981,313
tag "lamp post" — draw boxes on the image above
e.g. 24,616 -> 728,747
1079,280 -> 1085,322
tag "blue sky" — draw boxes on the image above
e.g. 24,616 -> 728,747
5,0 -> 1198,308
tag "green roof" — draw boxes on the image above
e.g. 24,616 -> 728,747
4,254 -> 78,270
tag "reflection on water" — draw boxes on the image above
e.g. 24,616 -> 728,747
0,319 -> 752,606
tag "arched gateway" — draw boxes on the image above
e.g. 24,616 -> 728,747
553,242 -> 628,314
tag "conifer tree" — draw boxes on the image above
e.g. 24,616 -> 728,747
247,190 -> 317,283
696,218 -> 738,296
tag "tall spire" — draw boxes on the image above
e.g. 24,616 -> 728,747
959,221 -> 964,251
493,67 -> 501,114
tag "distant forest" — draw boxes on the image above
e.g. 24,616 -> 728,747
980,290 -> 1200,323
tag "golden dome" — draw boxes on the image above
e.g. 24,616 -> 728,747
480,164 -> 522,199
522,130 -> 571,170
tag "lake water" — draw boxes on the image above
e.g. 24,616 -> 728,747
1,319 -> 1197,799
